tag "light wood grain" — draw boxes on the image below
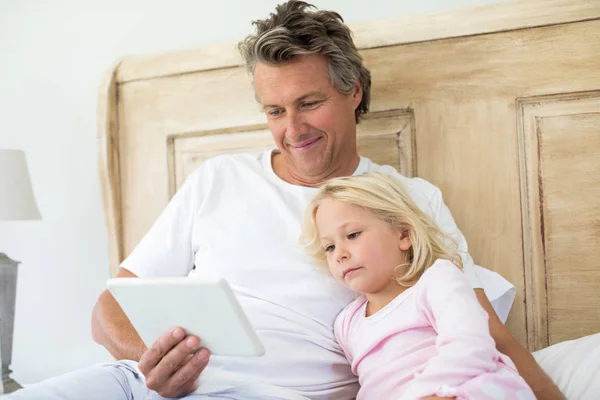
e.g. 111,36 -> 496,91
365,19 -> 600,344
98,2 -> 600,348
97,61 -> 123,277
518,93 -> 600,351
542,113 -> 600,346
115,0 -> 600,84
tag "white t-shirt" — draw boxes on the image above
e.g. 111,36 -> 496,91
121,150 -> 513,400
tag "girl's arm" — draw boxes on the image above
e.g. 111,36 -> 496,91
475,290 -> 565,400
430,185 -> 563,399
401,260 -> 500,399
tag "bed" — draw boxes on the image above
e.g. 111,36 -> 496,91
97,0 -> 600,397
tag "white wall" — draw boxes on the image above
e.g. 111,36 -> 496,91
0,0 -> 504,384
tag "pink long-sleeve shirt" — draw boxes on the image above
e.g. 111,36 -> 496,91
334,259 -> 518,400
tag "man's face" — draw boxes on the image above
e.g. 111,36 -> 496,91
253,54 -> 362,182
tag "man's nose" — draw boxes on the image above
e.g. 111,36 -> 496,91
285,112 -> 308,139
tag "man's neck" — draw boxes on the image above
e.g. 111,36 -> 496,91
272,152 -> 361,188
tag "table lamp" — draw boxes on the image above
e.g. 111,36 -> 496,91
0,149 -> 41,393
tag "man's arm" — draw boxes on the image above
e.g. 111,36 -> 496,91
94,165 -> 203,358
91,267 -> 147,360
475,289 -> 565,400
91,267 -> 210,398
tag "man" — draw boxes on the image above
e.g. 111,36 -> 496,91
8,1 -> 563,399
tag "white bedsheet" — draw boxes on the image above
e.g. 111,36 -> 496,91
533,332 -> 600,400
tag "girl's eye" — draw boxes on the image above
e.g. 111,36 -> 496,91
324,244 -> 335,252
347,231 -> 361,240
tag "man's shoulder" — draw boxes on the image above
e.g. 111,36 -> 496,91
201,151 -> 266,170
361,157 -> 441,201
188,151 -> 268,180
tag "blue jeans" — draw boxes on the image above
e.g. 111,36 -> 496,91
4,361 -> 309,400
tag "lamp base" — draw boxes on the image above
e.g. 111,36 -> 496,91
2,376 -> 22,394
1,253 -> 21,394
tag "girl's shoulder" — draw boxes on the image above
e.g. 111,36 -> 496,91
414,259 -> 474,311
413,259 -> 468,299
335,295 -> 368,327
338,295 -> 368,318
418,258 -> 464,285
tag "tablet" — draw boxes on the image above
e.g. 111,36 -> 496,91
106,275 -> 266,357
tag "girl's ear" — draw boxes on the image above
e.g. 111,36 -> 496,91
398,230 -> 412,251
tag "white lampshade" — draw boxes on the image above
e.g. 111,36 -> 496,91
0,149 -> 41,220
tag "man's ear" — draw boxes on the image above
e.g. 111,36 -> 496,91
352,80 -> 363,105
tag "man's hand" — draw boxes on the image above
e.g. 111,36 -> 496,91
138,327 -> 211,398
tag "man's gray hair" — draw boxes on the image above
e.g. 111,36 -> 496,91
238,0 -> 371,123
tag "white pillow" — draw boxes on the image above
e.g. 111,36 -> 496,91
533,333 -> 600,399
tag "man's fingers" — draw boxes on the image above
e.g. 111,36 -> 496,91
139,327 -> 185,376
145,334 -> 201,391
157,348 -> 211,398
138,326 -> 210,397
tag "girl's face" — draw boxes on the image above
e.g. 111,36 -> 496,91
315,198 -> 412,295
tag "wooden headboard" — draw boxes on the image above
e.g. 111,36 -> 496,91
97,0 -> 600,351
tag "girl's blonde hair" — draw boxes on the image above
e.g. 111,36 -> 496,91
300,172 -> 462,287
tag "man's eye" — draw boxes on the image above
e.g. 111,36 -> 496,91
302,101 -> 320,109
347,232 -> 361,240
268,109 -> 283,116
324,244 -> 335,252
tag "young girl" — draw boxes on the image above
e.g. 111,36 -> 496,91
301,172 -> 535,400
